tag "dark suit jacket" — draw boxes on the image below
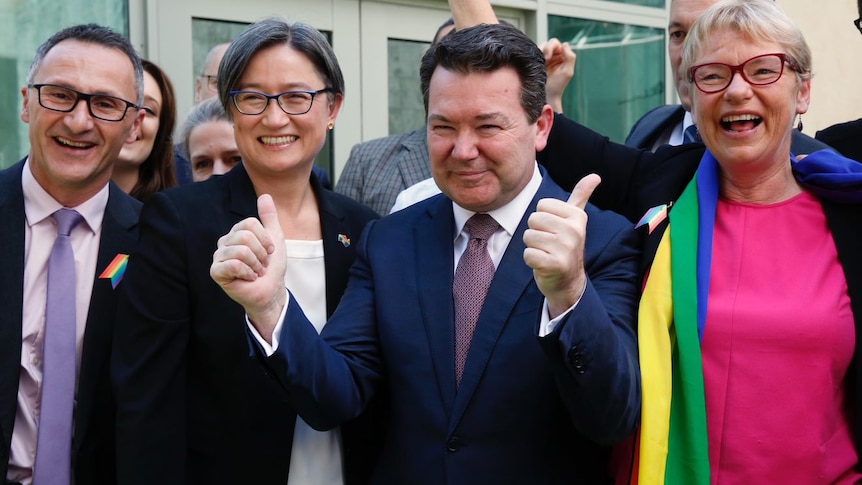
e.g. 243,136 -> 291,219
817,118 -> 862,162
625,103 -> 835,155
335,129 -> 430,215
262,174 -> 642,484
0,160 -> 141,485
111,163 -> 380,485
538,113 -> 862,459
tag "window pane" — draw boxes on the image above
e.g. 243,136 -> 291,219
0,0 -> 127,169
387,38 -> 428,135
549,15 -> 665,143
603,0 -> 665,8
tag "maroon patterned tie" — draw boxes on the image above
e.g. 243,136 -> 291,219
453,213 -> 500,387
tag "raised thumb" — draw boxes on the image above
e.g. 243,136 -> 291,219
567,173 -> 601,210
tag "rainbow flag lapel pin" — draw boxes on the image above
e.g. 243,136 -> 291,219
99,253 -> 130,289
337,234 -> 351,248
635,203 -> 669,234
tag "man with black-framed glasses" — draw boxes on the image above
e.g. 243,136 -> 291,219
815,0 -> 862,162
0,24 -> 144,485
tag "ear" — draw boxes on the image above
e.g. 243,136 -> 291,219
125,108 -> 145,144
327,92 -> 344,124
795,77 -> 811,115
194,79 -> 203,104
533,104 -> 555,152
20,86 -> 31,123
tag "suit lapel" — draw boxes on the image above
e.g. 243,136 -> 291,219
74,183 -> 140,451
415,197 -> 458,415
0,162 -> 26,454
317,181 -> 356,317
447,182 -> 557,430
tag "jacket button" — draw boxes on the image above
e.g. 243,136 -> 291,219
447,436 -> 462,452
568,347 -> 587,374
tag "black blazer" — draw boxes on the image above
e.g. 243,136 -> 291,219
817,118 -> 862,163
112,163 -> 381,485
538,113 -> 862,459
0,160 -> 141,485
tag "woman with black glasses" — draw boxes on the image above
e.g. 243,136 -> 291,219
112,18 -> 382,485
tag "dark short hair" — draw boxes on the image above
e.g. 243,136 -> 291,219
27,23 -> 144,105
419,23 -> 546,123
217,17 -> 344,119
432,17 -> 455,45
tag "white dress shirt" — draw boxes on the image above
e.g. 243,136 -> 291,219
9,160 -> 107,484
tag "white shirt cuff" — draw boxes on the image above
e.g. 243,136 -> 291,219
245,294 -> 289,356
537,281 -> 586,337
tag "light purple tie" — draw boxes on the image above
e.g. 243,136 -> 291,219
453,213 -> 499,387
33,208 -> 83,485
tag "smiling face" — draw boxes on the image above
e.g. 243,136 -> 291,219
117,70 -> 162,168
229,43 -> 341,182
690,29 -> 810,174
189,119 -> 242,182
21,39 -> 142,206
668,0 -> 719,110
426,66 -> 553,212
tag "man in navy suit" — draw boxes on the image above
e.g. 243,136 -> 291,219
212,23 -> 640,483
0,25 -> 143,485
625,0 -> 830,155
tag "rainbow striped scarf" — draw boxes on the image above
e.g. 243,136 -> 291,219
631,148 -> 862,484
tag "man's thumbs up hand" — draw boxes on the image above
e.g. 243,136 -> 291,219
523,174 -> 600,319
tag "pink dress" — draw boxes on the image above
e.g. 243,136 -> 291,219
702,190 -> 861,484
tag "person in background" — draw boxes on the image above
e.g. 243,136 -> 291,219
179,98 -> 242,182
815,0 -> 862,162
1,23 -> 143,485
333,18 -> 454,215
214,21 -> 641,483
113,17 -> 382,485
194,42 -> 231,104
114,59 -> 178,201
623,0 -> 832,156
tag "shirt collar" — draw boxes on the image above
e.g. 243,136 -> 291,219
22,157 -> 109,234
452,163 -> 542,240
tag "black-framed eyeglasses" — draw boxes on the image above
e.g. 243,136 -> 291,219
28,83 -> 137,122
855,18 -> 862,36
200,75 -> 218,90
689,53 -> 800,94
229,88 -> 332,116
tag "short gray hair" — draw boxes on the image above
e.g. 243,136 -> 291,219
682,0 -> 812,88
217,18 -> 344,119
27,24 -> 144,105
180,98 -> 229,161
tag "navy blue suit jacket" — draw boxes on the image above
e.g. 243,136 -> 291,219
262,173 -> 642,484
625,103 -> 834,155
0,160 -> 141,485
112,163 -> 379,485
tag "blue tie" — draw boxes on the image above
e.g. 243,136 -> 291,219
33,208 -> 83,485
683,124 -> 700,144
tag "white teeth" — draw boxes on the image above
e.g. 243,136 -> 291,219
722,114 -> 760,123
260,135 -> 298,145
57,137 -> 91,148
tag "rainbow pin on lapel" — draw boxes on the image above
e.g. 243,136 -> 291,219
337,234 -> 351,247
636,204 -> 669,234
99,253 -> 129,289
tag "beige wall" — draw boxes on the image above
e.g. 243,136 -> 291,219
780,0 -> 861,134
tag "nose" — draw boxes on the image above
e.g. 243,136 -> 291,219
451,129 -> 479,161
723,71 -> 752,101
63,97 -> 95,131
260,99 -> 291,127
213,158 -> 231,176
